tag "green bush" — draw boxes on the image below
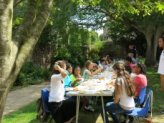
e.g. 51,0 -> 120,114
52,44 -> 86,67
14,61 -> 50,86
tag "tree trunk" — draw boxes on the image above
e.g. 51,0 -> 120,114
0,0 -> 53,122
144,26 -> 163,66
145,33 -> 156,66
0,0 -> 14,120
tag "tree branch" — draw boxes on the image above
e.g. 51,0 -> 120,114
14,0 -> 53,79
14,0 -> 25,7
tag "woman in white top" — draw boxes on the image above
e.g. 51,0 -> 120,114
158,36 -> 164,92
104,63 -> 135,123
48,60 -> 76,123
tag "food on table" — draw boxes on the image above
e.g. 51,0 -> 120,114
73,87 -> 79,91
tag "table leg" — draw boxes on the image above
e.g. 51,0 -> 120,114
76,96 -> 80,123
101,96 -> 106,123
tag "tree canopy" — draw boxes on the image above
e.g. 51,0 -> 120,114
69,0 -> 164,65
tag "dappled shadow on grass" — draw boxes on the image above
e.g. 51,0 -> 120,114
79,109 -> 102,123
28,101 -> 105,123
29,109 -> 102,123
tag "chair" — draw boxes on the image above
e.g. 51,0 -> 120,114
41,88 -> 50,113
126,89 -> 153,122
135,87 -> 147,107
40,88 -> 53,122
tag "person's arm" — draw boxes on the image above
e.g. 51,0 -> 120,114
55,65 -> 67,78
86,67 -> 102,77
91,67 -> 102,75
71,78 -> 82,87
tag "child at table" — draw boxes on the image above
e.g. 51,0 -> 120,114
71,66 -> 83,87
48,60 -> 77,123
64,63 -> 74,87
133,63 -> 147,97
83,60 -> 102,81
125,56 -> 135,73
99,57 -> 109,71
103,63 -> 135,123
71,66 -> 92,111
82,61 -> 103,112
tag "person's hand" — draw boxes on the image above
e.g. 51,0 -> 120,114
54,64 -> 60,71
98,67 -> 103,72
76,78 -> 83,81
106,79 -> 115,86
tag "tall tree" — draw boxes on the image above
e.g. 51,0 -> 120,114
0,0 -> 53,121
72,0 -> 164,66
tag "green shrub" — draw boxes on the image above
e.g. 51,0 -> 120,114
14,61 -> 50,86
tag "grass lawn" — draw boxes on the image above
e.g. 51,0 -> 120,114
2,101 -> 105,123
2,67 -> 164,123
2,102 -> 38,123
146,67 -> 164,111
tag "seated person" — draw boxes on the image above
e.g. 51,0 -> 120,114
105,55 -> 113,64
133,63 -> 147,97
71,66 -> 83,87
83,60 -> 102,81
103,63 -> 135,123
66,63 -> 73,76
64,63 -> 73,87
99,57 -> 109,70
125,56 -> 135,73
128,53 -> 137,64
83,60 -> 102,111
48,60 -> 77,123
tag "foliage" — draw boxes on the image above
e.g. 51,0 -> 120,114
36,0 -> 104,67
50,26 -> 103,66
14,62 -> 50,86
71,0 -> 164,38
70,0 -> 164,65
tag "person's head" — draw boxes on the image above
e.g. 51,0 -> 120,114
158,36 -> 164,49
113,63 -> 126,77
106,57 -> 112,64
85,60 -> 93,70
134,63 -> 146,75
100,58 -> 107,65
113,62 -> 135,97
53,60 -> 66,74
66,63 -> 73,74
125,56 -> 132,65
73,66 -> 81,76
